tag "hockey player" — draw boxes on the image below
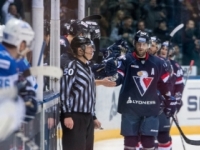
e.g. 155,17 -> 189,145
156,41 -> 184,150
148,36 -> 161,56
60,36 -> 98,150
109,31 -> 177,150
60,20 -> 88,69
0,18 -> 37,141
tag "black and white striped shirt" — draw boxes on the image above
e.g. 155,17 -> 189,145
60,58 -> 96,117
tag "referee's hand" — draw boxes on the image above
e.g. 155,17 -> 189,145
64,117 -> 74,129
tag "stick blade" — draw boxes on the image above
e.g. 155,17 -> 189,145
172,116 -> 200,145
170,23 -> 184,37
23,66 -> 63,78
82,15 -> 102,21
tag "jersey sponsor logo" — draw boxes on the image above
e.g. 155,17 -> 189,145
126,97 -> 156,105
150,129 -> 158,132
131,65 -> 139,68
81,21 -> 88,28
126,97 -> 132,104
64,68 -> 74,76
170,101 -> 177,105
133,71 -> 153,96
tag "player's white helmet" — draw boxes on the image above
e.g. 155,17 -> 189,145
2,18 -> 34,49
0,25 -> 5,42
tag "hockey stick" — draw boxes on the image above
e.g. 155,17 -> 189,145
22,66 -> 62,79
167,23 -> 184,57
37,41 -> 46,66
172,115 -> 200,145
82,15 -> 101,21
174,114 -> 186,150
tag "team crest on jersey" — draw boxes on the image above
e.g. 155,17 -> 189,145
133,71 -> 153,96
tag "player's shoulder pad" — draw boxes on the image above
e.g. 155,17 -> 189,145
0,45 -> 16,73
170,59 -> 181,68
150,55 -> 166,66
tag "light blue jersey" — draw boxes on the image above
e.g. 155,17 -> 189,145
0,44 -> 18,88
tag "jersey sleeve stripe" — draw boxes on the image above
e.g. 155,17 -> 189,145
117,69 -> 124,77
161,72 -> 170,83
175,77 -> 184,84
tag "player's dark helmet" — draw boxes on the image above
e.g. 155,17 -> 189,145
60,23 -> 70,35
150,36 -> 161,45
85,21 -> 101,40
69,20 -> 88,37
150,36 -> 161,49
71,36 -> 93,54
134,30 -> 150,44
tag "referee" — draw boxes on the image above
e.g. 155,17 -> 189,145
60,36 -> 96,150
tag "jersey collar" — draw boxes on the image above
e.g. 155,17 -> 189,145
132,52 -> 149,60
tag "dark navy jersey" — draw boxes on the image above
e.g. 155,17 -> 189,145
156,56 -> 172,96
60,35 -> 75,70
60,35 -> 71,55
169,59 -> 184,95
116,52 -> 170,116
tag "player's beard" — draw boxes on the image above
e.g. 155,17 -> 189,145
135,48 -> 146,58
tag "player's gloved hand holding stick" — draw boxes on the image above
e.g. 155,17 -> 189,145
175,92 -> 183,113
163,96 -> 177,118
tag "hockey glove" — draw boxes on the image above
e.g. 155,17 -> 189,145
16,79 -> 38,122
163,96 -> 177,118
105,59 -> 117,77
91,63 -> 106,79
175,92 -> 183,113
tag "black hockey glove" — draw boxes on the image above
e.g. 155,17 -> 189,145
175,92 -> 183,113
163,96 -> 177,118
91,63 -> 106,79
105,59 -> 117,77
16,78 -> 38,122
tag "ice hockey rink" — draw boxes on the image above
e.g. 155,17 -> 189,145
94,135 -> 200,150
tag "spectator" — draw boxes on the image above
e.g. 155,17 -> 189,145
136,20 -> 152,35
111,10 -> 125,30
132,0 -> 147,21
153,19 -> 170,42
182,19 -> 200,69
109,0 -> 134,16
110,16 -> 135,48
2,0 -> 21,24
142,0 -> 166,30
13,0 -> 24,20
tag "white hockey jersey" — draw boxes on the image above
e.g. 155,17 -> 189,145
0,43 -> 25,141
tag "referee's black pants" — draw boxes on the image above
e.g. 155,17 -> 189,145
60,113 -> 94,150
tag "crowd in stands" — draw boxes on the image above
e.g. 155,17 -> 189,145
97,0 -> 200,74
